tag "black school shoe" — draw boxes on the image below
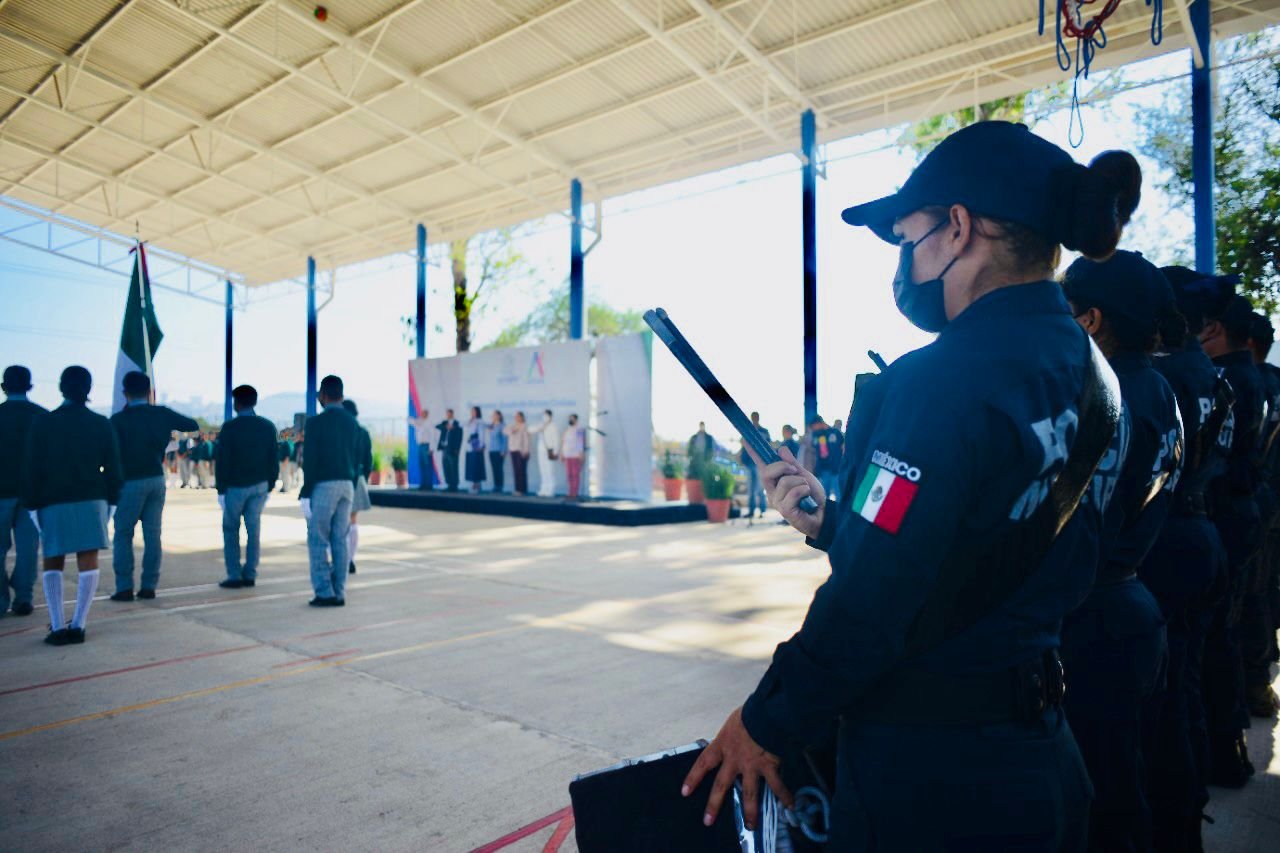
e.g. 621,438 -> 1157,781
110,590 -> 135,602
11,602 -> 33,616
308,596 -> 339,607
219,579 -> 244,589
241,580 -> 255,587
137,589 -> 156,600
65,627 -> 85,644
333,598 -> 345,607
44,628 -> 71,646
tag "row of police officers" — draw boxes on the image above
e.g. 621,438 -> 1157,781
679,121 -> 1279,852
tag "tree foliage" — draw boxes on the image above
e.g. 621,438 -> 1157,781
1137,34 -> 1280,311
487,287 -> 647,349
450,227 -> 535,352
897,83 -> 1077,159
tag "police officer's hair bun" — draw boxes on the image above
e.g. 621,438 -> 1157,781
1058,150 -> 1142,261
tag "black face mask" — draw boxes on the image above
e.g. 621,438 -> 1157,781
893,218 -> 959,333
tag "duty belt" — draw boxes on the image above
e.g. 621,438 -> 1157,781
1173,492 -> 1208,517
850,649 -> 1065,726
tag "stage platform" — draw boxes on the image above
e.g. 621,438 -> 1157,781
369,488 -> 734,526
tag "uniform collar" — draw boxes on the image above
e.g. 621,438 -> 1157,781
1109,350 -> 1152,374
5,393 -> 27,401
236,407 -> 256,417
940,280 -> 1070,337
1212,349 -> 1253,368
127,399 -> 149,408
323,402 -> 344,412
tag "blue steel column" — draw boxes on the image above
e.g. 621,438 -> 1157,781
801,110 -> 818,426
1190,0 -> 1215,273
569,178 -> 585,340
408,224 -> 427,488
306,256 -> 317,417
224,280 -> 233,423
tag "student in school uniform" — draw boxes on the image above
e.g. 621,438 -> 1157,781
108,371 -> 199,601
0,366 -> 47,617
299,376 -> 359,607
216,385 -> 279,590
342,399 -> 373,575
22,367 -> 123,645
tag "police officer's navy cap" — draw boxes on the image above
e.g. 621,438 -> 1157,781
2,365 -> 32,392
1161,265 -> 1239,321
843,121 -> 1110,246
1062,250 -> 1173,332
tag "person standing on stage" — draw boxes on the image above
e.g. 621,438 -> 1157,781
487,410 -> 509,493
216,385 -> 278,590
109,371 -> 200,601
464,406 -> 486,493
529,409 -> 560,498
437,409 -> 462,492
23,366 -> 123,645
299,375 -> 359,607
342,399 -> 373,575
561,413 -> 587,500
506,411 -> 531,496
0,366 -> 46,617
410,410 -> 436,490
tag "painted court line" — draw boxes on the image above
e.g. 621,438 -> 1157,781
270,649 -> 357,669
468,806 -> 574,853
0,624 -> 528,741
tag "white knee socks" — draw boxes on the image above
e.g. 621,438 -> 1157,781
348,524 -> 359,566
43,570 -> 65,631
71,569 -> 99,629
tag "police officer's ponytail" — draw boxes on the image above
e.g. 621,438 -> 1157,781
1058,150 -> 1143,261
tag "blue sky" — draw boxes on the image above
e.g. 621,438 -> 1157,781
0,44 -> 1236,440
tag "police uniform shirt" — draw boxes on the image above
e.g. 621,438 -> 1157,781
1212,350 -> 1265,497
110,404 -> 201,481
742,282 -> 1107,751
1099,352 -> 1183,569
0,396 -> 47,499
1154,338 -> 1220,455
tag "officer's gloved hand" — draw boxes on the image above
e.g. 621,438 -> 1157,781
752,445 -> 826,539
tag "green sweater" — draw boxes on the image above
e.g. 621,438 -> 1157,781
110,403 -> 200,481
216,410 -> 279,494
299,405 -> 360,498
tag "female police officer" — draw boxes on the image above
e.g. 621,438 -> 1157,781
681,121 -> 1141,849
1058,250 -> 1184,850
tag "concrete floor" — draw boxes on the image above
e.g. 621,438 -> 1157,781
1,488 -> 1277,852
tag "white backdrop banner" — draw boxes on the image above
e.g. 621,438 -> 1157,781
595,333 -> 654,501
409,340 -> 592,496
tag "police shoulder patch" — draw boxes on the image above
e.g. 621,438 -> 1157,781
851,450 -> 921,534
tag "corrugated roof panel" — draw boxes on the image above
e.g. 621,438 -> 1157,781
376,0 -> 516,75
0,0 -> 121,55
229,81 -> 349,148
77,3 -> 208,90
365,83 -> 457,133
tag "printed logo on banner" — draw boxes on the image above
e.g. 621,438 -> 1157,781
498,353 -> 520,386
526,351 -> 546,384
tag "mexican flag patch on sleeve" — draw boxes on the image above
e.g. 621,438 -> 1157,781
851,458 -> 920,534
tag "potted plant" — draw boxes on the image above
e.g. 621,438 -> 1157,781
661,452 -> 684,501
391,447 -> 409,487
702,463 -> 735,523
685,455 -> 707,505
370,448 -> 384,486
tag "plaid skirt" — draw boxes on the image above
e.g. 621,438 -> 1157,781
39,499 -> 109,558
352,476 -> 372,512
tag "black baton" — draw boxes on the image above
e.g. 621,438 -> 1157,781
644,308 -> 820,514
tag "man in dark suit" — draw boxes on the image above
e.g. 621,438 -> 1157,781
299,375 -> 359,607
0,366 -> 47,616
108,371 -> 199,600
216,385 -> 279,589
437,409 -> 463,492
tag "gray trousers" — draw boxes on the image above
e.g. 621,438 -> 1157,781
307,480 -> 353,600
222,482 -> 269,581
113,476 -> 167,593
0,497 -> 39,608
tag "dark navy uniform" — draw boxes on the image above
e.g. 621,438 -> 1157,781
1061,351 -> 1180,851
1243,352 -> 1280,715
1141,337 -> 1228,849
1204,347 -> 1265,783
742,282 -> 1101,849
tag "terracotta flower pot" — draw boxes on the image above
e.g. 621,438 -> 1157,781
685,479 -> 705,504
663,478 -> 684,501
705,498 -> 731,523
394,470 -> 408,487
369,470 -> 382,486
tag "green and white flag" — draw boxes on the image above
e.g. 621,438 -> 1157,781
112,242 -> 163,412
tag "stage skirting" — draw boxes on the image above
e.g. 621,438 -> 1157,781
368,490 -> 734,526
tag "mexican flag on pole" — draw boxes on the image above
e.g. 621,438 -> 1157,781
112,242 -> 164,412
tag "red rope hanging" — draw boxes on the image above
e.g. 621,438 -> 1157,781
1060,0 -> 1123,41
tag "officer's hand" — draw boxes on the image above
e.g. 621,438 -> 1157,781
745,445 -> 825,538
680,706 -> 792,832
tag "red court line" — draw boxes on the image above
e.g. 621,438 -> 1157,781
542,810 -> 575,852
469,806 -> 573,853
0,644 -> 260,697
271,649 -> 357,669
0,625 -> 40,639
